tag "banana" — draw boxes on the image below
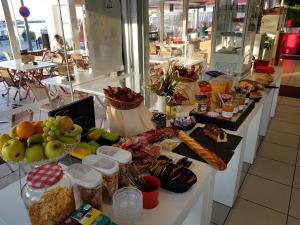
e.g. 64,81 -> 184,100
27,133 -> 44,147
101,131 -> 119,142
59,136 -> 78,144
87,128 -> 104,141
64,124 -> 83,138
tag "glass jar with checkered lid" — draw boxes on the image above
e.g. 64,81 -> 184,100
21,163 -> 75,225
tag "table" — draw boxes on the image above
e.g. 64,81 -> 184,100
0,151 -> 215,225
67,50 -> 89,57
74,73 -> 134,96
0,59 -> 58,99
0,59 -> 57,72
149,55 -> 175,64
43,71 -> 134,93
42,71 -> 109,88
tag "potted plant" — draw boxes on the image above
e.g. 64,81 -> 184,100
145,62 -> 186,113
262,36 -> 274,60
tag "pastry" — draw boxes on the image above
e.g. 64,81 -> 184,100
203,124 -> 228,143
249,91 -> 262,99
177,130 -> 227,171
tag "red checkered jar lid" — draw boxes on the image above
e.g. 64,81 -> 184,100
27,163 -> 63,189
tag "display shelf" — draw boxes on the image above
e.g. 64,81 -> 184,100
211,0 -> 260,74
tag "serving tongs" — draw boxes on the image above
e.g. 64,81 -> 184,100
128,164 -> 152,192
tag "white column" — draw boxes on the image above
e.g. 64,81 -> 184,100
68,0 -> 80,50
0,0 -> 20,59
159,0 -> 164,42
82,5 -> 88,51
182,0 -> 189,40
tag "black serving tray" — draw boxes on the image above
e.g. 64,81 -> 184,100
189,100 -> 255,131
173,127 -> 242,165
205,71 -> 225,78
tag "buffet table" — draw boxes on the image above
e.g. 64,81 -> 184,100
177,66 -> 283,207
0,151 -> 215,225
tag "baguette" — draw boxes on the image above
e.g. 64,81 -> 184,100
177,130 -> 227,171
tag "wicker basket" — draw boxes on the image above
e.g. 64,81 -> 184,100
105,95 -> 144,110
176,75 -> 198,83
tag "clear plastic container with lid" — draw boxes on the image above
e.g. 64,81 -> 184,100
67,163 -> 103,210
82,154 -> 119,200
21,163 -> 75,225
97,146 -> 132,188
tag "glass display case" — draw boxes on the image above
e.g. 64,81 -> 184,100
211,0 -> 260,75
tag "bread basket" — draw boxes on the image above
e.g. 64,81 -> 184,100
105,94 -> 144,110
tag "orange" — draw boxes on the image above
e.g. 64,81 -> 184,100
16,121 -> 35,139
33,121 -> 43,134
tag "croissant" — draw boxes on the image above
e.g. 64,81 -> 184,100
177,130 -> 227,171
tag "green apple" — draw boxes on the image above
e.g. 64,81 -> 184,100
25,145 -> 44,163
0,134 -> 11,148
44,140 -> 65,159
2,139 -> 25,162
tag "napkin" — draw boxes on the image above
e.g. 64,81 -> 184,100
106,104 -> 155,137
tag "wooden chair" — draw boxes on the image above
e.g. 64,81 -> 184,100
27,83 -> 64,119
0,69 -> 30,105
71,54 -> 89,70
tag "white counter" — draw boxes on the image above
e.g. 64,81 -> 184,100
0,151 -> 215,225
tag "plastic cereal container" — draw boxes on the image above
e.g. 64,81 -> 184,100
21,163 -> 75,225
82,155 -> 119,200
67,163 -> 103,210
97,146 -> 132,188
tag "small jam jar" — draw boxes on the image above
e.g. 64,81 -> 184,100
195,94 -> 208,113
237,94 -> 246,111
222,101 -> 234,119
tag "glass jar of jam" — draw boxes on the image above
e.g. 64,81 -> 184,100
237,94 -> 246,111
222,101 -> 234,119
233,99 -> 239,115
195,94 -> 208,113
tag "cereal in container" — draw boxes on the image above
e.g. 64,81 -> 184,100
67,163 -> 103,210
82,155 -> 119,201
21,163 -> 75,225
97,146 -> 132,188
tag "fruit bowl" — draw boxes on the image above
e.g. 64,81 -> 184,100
0,141 -> 80,167
0,116 -> 83,168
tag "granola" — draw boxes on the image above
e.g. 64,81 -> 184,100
78,185 -> 102,210
28,187 -> 75,225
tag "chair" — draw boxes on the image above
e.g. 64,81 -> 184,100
0,69 -> 30,105
71,54 -> 89,70
2,51 -> 12,60
27,83 -> 64,119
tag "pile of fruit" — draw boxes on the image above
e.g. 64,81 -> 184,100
69,128 -> 119,160
0,116 -> 82,164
